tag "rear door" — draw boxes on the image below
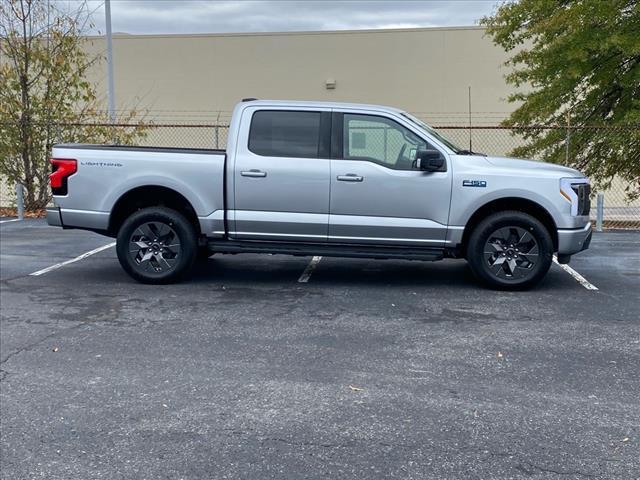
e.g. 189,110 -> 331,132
230,106 -> 331,242
328,111 -> 451,246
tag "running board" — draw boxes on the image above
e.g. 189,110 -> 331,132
207,240 -> 444,261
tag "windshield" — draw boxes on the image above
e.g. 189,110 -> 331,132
400,112 -> 463,153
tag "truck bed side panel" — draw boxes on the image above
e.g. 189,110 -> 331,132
51,145 -> 226,236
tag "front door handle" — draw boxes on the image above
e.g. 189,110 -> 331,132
241,169 -> 267,178
337,174 -> 363,182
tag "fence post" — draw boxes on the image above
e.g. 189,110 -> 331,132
565,112 -> 570,163
596,192 -> 604,232
15,183 -> 24,220
215,125 -> 219,149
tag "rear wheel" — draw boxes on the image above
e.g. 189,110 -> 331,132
116,207 -> 197,284
466,211 -> 553,290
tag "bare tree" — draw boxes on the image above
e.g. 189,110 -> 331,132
0,0 -> 145,210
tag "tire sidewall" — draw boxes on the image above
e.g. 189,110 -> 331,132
116,207 -> 197,284
467,211 -> 553,290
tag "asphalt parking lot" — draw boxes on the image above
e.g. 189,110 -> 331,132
1,219 -> 639,479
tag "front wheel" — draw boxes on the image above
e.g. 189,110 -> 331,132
466,211 -> 553,290
116,207 -> 198,284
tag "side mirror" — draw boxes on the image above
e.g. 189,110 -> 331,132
415,150 -> 445,172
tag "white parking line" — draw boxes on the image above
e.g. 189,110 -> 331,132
553,255 -> 598,290
0,218 -> 21,224
298,256 -> 322,283
30,242 -> 116,276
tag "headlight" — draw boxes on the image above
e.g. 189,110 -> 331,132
560,178 -> 591,216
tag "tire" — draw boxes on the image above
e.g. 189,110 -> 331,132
197,246 -> 212,260
116,207 -> 198,284
466,211 -> 553,290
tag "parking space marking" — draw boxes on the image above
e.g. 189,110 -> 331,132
29,242 -> 116,276
298,256 -> 322,283
0,218 -> 21,224
553,255 -> 598,290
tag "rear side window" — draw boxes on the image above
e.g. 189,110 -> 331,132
249,110 -> 321,158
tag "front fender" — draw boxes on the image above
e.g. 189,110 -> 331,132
450,187 -> 566,228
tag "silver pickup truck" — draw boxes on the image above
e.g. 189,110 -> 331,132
47,99 -> 592,289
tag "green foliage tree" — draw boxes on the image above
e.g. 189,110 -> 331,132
481,0 -> 640,199
0,0 -> 145,210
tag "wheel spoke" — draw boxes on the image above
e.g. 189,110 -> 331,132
156,223 -> 169,238
162,244 -> 180,257
137,250 -> 154,270
159,253 -> 177,269
488,255 -> 506,276
130,240 -> 149,250
514,262 -> 533,279
485,240 -> 504,254
517,229 -> 531,244
137,223 -> 155,241
491,256 -> 506,266
153,252 -> 168,269
506,258 -> 518,275
149,222 -> 163,240
494,227 -> 510,243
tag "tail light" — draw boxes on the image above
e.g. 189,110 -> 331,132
50,158 -> 77,196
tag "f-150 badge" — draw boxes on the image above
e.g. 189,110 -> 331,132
463,180 -> 487,187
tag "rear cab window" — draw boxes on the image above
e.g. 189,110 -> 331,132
248,110 -> 321,158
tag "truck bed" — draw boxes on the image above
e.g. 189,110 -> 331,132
50,143 -> 227,237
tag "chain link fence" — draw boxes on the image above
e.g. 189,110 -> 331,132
1,121 -> 638,229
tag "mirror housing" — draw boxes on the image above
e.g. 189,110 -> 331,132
415,150 -> 445,172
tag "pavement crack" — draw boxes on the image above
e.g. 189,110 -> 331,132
265,437 -> 356,449
0,322 -> 88,380
518,461 -> 596,478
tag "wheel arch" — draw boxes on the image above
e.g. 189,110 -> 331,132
460,197 -> 558,252
108,185 -> 201,236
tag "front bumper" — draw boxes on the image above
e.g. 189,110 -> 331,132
46,207 -> 63,227
557,222 -> 592,255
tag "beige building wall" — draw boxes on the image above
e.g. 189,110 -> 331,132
85,26 -> 513,125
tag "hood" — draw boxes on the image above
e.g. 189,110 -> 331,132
482,156 -> 584,178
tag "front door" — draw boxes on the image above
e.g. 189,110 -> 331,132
231,108 -> 331,242
329,112 -> 451,246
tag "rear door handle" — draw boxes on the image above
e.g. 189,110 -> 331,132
337,174 -> 363,182
241,169 -> 267,178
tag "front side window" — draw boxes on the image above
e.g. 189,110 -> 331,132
342,114 -> 432,170
400,112 -> 463,153
249,110 -> 321,158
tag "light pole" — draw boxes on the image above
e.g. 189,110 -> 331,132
105,0 -> 115,124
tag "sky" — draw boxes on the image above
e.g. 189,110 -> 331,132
81,0 -> 498,35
